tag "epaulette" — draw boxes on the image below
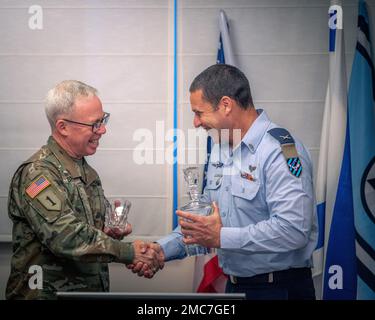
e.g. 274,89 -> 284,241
267,128 -> 302,178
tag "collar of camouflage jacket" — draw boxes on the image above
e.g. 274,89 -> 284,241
47,136 -> 98,185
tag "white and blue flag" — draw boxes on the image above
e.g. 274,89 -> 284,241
348,0 -> 375,300
217,10 -> 237,66
316,0 -> 357,299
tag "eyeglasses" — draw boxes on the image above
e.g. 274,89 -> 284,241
63,112 -> 110,133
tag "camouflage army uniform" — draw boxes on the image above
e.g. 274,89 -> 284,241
6,136 -> 134,299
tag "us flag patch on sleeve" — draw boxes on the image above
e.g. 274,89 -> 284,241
26,175 -> 51,199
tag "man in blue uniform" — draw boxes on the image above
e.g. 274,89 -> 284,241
154,64 -> 318,300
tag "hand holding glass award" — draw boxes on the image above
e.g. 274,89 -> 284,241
180,167 -> 212,256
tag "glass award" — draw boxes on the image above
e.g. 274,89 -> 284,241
180,167 -> 212,256
105,198 -> 131,230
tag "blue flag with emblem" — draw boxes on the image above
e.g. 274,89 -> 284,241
320,0 -> 357,300
348,0 -> 375,300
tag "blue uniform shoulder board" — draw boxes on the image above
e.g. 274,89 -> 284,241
267,128 -> 302,178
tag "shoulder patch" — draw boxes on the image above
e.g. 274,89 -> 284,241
287,157 -> 303,178
36,188 -> 62,211
268,128 -> 302,178
26,175 -> 51,198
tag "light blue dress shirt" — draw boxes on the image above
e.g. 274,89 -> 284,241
158,109 -> 318,277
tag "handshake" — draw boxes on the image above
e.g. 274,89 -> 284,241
127,240 -> 165,279
104,224 -> 164,279
104,199 -> 165,278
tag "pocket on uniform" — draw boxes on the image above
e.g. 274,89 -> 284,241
231,174 -> 260,201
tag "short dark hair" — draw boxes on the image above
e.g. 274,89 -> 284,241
189,64 -> 253,110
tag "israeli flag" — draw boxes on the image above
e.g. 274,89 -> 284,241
348,0 -> 375,300
316,0 -> 357,300
217,10 -> 237,66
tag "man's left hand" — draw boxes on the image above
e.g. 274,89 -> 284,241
104,223 -> 132,240
177,201 -> 222,248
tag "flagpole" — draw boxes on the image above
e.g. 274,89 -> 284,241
172,0 -> 178,228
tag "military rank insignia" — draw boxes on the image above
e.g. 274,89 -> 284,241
26,175 -> 51,198
267,127 -> 303,178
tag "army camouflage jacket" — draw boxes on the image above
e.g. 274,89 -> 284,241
6,136 -> 134,299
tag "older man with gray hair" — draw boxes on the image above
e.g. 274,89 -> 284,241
6,80 -> 163,299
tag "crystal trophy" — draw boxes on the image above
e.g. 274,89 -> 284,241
105,198 -> 131,230
180,167 -> 212,256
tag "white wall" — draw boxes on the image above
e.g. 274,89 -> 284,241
0,0 -> 374,300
